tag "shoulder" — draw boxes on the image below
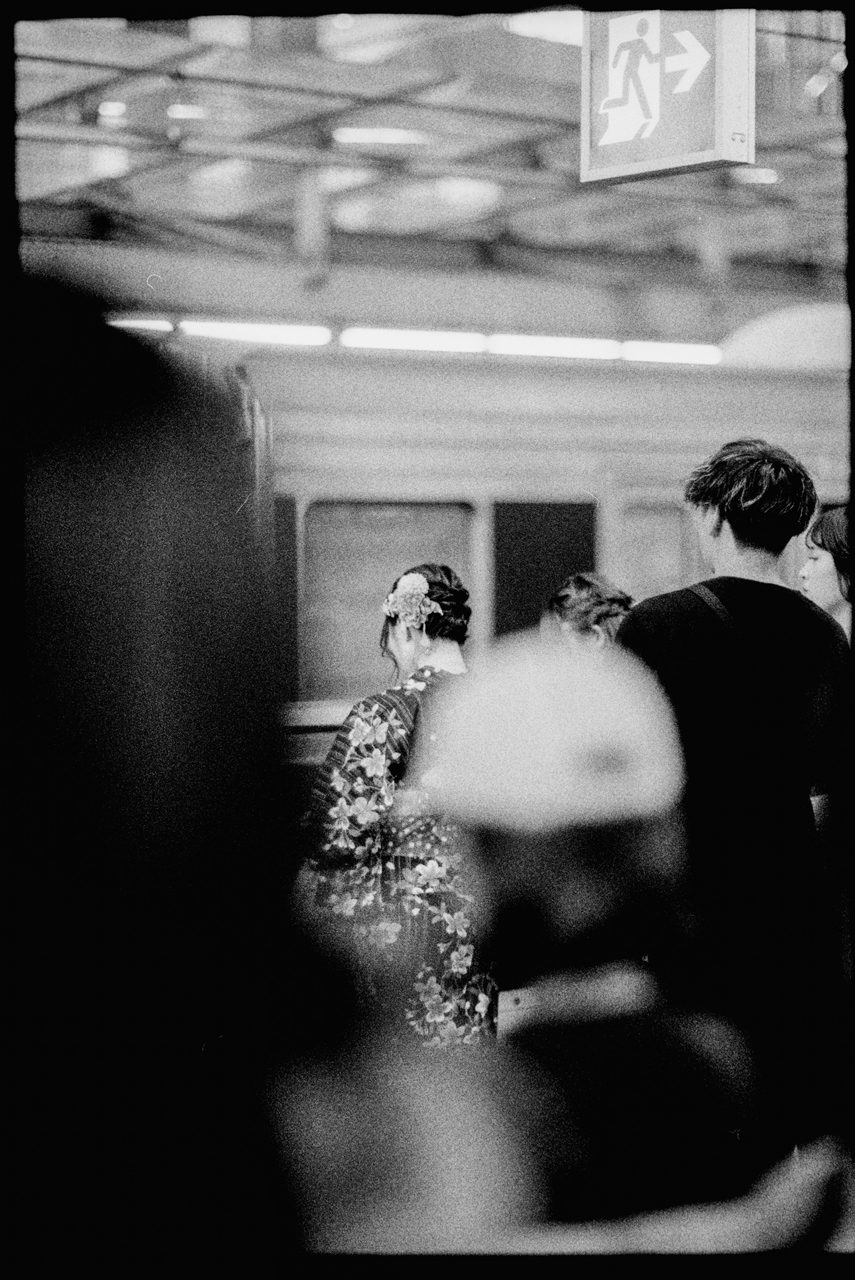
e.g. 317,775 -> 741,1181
622,587 -> 701,623
790,593 -> 850,651
344,684 -> 421,734
616,586 -> 704,645
722,581 -> 849,657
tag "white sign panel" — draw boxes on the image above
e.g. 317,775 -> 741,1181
581,9 -> 755,182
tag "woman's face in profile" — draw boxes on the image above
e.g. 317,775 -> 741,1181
799,540 -> 844,616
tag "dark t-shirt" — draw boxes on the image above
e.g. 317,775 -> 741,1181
616,577 -> 851,1150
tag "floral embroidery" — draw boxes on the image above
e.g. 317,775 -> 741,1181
305,667 -> 496,1048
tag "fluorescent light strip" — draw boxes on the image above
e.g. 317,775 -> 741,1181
339,327 -> 488,353
166,103 -> 208,120
333,126 -> 431,146
178,320 -> 332,346
504,10 -> 584,46
108,317 -> 722,365
621,341 -> 722,365
487,333 -> 622,360
108,316 -> 174,332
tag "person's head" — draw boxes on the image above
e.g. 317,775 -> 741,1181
541,572 -> 634,654
380,563 -> 471,678
799,504 -> 850,619
684,438 -> 817,561
23,267 -> 306,1265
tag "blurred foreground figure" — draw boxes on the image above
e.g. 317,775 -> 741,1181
418,633 -> 766,1221
21,269 -> 310,1270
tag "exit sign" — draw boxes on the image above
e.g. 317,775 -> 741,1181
581,9 -> 755,182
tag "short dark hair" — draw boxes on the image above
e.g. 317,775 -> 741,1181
545,571 -> 634,642
807,503 -> 850,601
380,562 -> 471,659
684,438 -> 817,554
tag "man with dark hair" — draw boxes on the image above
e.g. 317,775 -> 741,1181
616,438 -> 852,1170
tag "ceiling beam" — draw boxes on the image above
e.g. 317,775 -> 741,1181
17,120 -> 578,191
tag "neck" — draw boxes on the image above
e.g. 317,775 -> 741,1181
420,638 -> 466,674
711,539 -> 786,586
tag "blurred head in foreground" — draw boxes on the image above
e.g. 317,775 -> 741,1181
414,631 -> 688,987
23,267 -> 303,1268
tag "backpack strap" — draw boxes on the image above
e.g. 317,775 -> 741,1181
687,582 -> 736,631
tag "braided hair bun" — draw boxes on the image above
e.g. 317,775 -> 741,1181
545,571 -> 634,643
384,562 -> 471,645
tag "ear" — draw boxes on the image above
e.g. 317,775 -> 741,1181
695,505 -> 722,540
590,624 -> 607,650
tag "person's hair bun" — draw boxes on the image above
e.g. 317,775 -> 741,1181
406,563 -> 471,644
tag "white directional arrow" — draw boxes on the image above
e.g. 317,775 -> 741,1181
665,30 -> 711,94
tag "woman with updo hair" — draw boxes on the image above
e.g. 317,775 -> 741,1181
302,563 -> 495,1047
542,571 -> 635,654
379,561 -> 471,678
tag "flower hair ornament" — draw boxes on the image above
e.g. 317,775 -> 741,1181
382,572 -> 443,630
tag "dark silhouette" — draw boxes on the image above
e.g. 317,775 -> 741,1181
19,266 -> 339,1271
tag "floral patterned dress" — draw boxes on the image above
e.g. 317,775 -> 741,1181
303,666 -> 496,1047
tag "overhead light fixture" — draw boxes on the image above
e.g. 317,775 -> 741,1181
97,101 -> 126,118
333,126 -> 432,146
730,167 -> 779,185
804,72 -> 832,99
339,327 -> 488,353
90,148 -> 132,180
189,159 -> 251,189
107,316 -> 726,366
166,103 -> 208,120
621,341 -> 722,365
108,316 -> 174,333
187,16 -> 251,47
503,9 -> 584,46
487,334 -> 622,360
178,321 -> 332,346
317,166 -> 377,194
435,177 -> 503,213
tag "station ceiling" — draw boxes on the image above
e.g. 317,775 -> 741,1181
15,12 -> 848,297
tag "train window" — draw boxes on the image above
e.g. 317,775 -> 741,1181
493,502 -> 596,636
300,500 -> 474,702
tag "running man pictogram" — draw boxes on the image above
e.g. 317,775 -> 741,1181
601,17 -> 660,121
597,11 -> 662,146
